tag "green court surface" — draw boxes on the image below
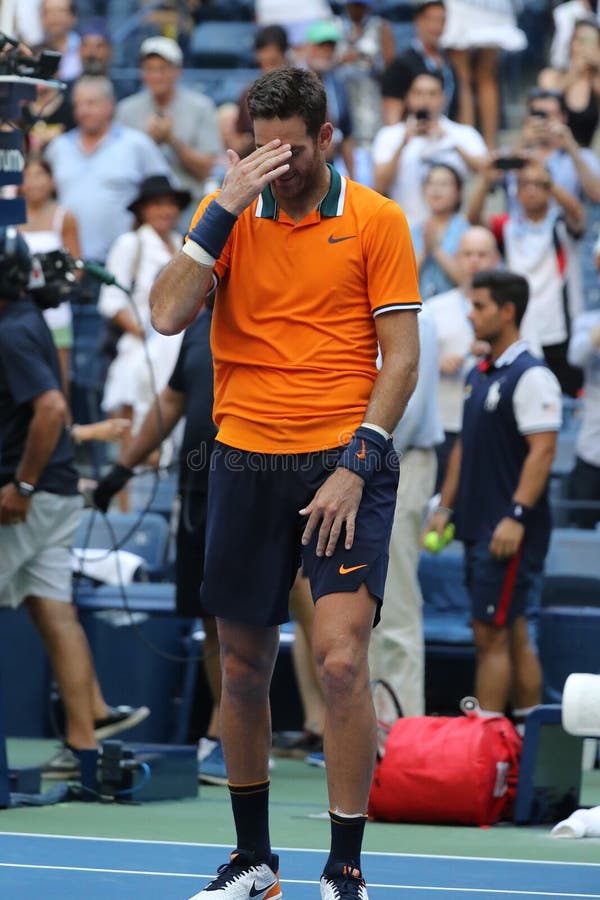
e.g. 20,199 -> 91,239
2,739 -> 600,866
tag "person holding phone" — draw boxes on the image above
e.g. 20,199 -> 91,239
373,71 -> 486,226
467,155 -> 585,396
538,18 -> 600,148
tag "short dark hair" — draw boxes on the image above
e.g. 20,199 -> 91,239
472,270 -> 529,326
247,67 -> 327,138
528,86 -> 567,115
254,24 -> 288,54
408,70 -> 444,91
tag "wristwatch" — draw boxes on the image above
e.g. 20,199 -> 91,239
13,480 -> 36,498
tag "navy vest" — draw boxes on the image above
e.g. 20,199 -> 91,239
455,350 -> 552,562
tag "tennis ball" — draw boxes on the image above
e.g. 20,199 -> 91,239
424,531 -> 442,553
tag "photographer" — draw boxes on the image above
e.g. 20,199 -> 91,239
0,228 -> 147,788
373,71 -> 486,226
513,87 -> 600,204
467,155 -> 585,396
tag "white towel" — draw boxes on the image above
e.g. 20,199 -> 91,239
551,806 -> 600,839
71,548 -> 146,585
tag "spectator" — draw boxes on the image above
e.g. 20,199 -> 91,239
369,306 -> 443,718
440,0 -> 526,148
45,76 -> 172,265
425,270 -> 561,725
38,0 -> 82,83
410,162 -> 468,299
301,21 -> 355,178
513,87 -> 600,205
538,18 -> 600,148
255,0 -> 334,48
335,0 -> 395,71
116,37 -> 222,227
426,225 -> 499,488
334,0 -> 394,181
468,156 -> 585,397
566,305 -> 600,527
98,175 -> 189,444
381,0 -> 458,125
79,17 -> 113,77
373,71 -> 486,227
550,1 -> 600,70
227,25 -> 291,159
23,84 -> 76,155
0,227 -> 148,789
18,156 -> 82,397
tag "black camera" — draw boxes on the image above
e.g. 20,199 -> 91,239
494,156 -> 526,171
415,108 -> 431,121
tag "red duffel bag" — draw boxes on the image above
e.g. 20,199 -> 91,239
368,708 -> 522,826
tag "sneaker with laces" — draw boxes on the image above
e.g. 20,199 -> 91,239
198,740 -> 228,786
187,850 -> 282,899
41,746 -> 80,780
93,705 -> 150,740
320,863 -> 369,899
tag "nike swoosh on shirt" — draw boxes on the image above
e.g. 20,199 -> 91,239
249,880 -> 277,897
328,234 -> 357,244
339,563 -> 369,575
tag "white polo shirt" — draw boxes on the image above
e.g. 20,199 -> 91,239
372,116 -> 486,226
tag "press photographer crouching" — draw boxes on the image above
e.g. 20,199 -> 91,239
0,227 -> 147,795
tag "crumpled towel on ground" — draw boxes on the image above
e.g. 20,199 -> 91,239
551,807 -> 600,838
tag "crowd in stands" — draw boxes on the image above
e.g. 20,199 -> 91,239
2,0 -> 600,769
6,0 -> 599,511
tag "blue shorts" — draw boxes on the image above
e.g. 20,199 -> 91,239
200,441 -> 399,626
464,538 -> 544,628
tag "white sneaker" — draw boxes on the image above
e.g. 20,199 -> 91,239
320,864 -> 369,899
187,851 -> 282,899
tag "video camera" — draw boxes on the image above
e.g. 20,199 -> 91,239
0,31 -> 61,80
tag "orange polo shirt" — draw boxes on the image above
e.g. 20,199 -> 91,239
189,166 -> 421,454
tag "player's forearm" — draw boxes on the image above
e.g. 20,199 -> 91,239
150,253 -> 213,335
513,440 -> 557,508
363,348 -> 419,435
119,392 -> 183,470
17,395 -> 67,486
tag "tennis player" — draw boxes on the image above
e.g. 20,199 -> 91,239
151,67 -> 421,900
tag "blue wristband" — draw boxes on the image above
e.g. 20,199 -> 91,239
336,425 -> 390,483
188,200 -> 237,260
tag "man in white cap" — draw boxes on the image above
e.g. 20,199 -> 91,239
116,37 -> 223,224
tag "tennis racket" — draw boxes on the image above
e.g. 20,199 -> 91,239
371,679 -> 403,759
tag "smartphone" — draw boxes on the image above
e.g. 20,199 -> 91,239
494,156 -> 526,170
415,108 -> 431,121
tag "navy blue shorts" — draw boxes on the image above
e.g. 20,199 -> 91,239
200,441 -> 399,626
464,538 -> 544,628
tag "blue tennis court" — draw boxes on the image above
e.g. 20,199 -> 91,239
1,833 -> 599,898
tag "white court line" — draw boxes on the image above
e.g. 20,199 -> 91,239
0,862 -> 598,898
1,832 -> 599,869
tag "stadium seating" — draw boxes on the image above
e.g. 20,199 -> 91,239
180,67 -> 260,107
188,21 -> 258,68
74,510 -> 171,581
539,606 -> 600,704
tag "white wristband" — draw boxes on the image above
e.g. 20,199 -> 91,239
182,240 -> 216,268
361,422 -> 390,441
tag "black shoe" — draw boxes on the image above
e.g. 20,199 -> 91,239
94,705 -> 150,740
320,863 -> 369,899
